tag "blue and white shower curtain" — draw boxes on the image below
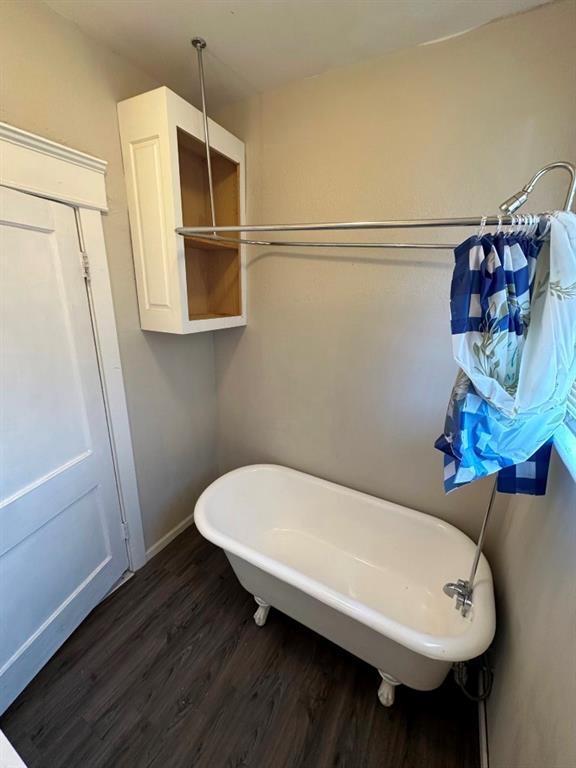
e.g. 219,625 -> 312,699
436,212 -> 576,495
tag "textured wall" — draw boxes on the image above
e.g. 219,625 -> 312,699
214,0 -> 576,539
0,0 -> 218,551
485,454 -> 576,768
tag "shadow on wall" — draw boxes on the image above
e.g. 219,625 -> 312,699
484,454 -> 576,768
248,248 -> 453,271
126,330 -> 219,551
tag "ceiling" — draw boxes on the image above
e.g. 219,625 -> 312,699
45,0 -> 549,110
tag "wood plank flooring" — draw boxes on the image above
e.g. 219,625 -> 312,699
2,528 -> 479,768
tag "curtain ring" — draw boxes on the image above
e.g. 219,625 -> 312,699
533,214 -> 541,237
539,214 -> 552,240
478,215 -> 488,238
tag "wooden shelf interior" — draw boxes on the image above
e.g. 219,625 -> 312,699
181,235 -> 238,252
184,243 -> 240,320
177,128 -> 242,320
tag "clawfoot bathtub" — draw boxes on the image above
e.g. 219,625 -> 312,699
194,465 -> 495,706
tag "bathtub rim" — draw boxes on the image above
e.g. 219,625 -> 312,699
194,463 -> 496,663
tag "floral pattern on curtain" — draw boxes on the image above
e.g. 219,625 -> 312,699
436,211 -> 576,494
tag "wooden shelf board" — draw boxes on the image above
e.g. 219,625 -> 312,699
182,236 -> 238,252
188,312 -> 242,321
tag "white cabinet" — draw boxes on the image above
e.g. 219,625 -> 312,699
118,87 -> 246,334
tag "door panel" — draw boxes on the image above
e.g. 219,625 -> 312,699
2,226 -> 90,500
2,488 -> 110,665
0,186 -> 129,712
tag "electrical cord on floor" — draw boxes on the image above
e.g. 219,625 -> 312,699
453,654 -> 494,702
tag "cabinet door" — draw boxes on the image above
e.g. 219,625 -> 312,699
0,187 -> 129,712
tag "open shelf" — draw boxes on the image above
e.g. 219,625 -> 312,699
184,241 -> 241,320
177,128 -> 242,322
181,235 -> 238,252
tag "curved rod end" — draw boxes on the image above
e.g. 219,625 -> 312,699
500,161 -> 576,214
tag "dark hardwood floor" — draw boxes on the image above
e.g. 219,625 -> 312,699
2,528 -> 479,768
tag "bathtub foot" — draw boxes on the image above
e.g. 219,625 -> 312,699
377,671 -> 400,707
253,597 -> 270,627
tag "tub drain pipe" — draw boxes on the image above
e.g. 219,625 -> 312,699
453,653 -> 494,702
443,480 -> 497,617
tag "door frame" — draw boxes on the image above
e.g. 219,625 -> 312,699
0,121 -> 146,570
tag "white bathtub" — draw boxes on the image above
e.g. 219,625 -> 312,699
194,464 -> 496,705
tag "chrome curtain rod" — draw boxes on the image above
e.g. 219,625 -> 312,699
185,39 -> 576,251
176,220 -> 534,251
176,211 -> 564,252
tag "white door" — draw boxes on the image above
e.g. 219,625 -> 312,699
0,186 -> 129,712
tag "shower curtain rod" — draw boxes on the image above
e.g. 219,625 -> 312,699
177,212 -> 550,251
182,39 -> 575,250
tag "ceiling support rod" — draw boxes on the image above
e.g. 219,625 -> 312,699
191,37 -> 217,231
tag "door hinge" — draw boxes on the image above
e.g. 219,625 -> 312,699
121,521 -> 130,541
73,207 -> 90,282
80,250 -> 91,281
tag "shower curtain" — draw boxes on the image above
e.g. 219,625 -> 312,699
436,211 -> 576,495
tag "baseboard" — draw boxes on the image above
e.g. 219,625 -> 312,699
145,512 -> 195,562
478,699 -> 489,768
105,570 -> 135,598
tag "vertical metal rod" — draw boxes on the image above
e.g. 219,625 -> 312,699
191,37 -> 216,230
467,480 -> 498,591
443,478 -> 498,616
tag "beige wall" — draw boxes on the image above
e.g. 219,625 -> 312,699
213,2 -> 576,763
214,0 -> 576,539
0,0 -> 218,550
485,454 -> 576,768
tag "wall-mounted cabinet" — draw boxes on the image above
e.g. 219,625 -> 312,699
118,87 -> 246,333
